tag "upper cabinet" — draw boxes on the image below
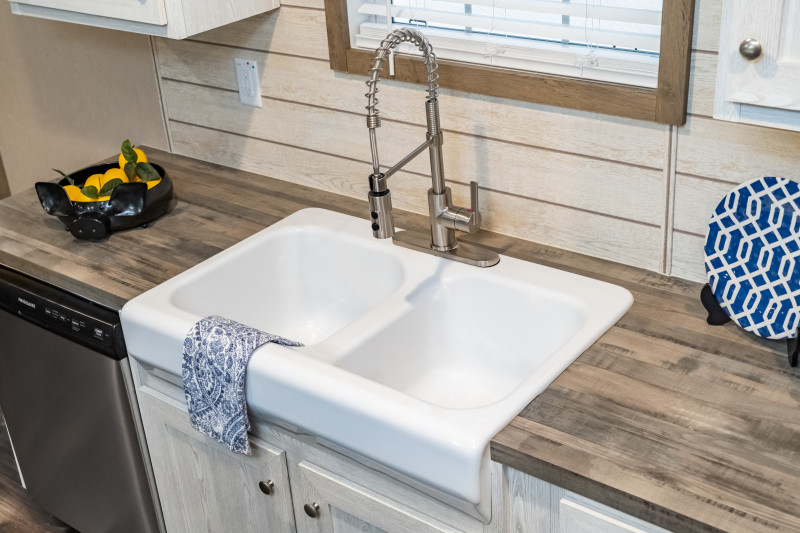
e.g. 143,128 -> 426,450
8,0 -> 280,39
714,0 -> 800,131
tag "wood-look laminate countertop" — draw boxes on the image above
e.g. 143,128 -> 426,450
1,150 -> 798,533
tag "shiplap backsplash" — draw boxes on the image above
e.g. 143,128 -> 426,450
154,0 -> 800,282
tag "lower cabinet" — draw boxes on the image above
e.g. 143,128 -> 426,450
131,361 -> 675,533
137,389 -> 296,532
293,460 -> 457,533
557,496 -> 670,533
497,466 -> 672,533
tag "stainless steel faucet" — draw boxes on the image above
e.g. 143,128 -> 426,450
365,28 -> 500,268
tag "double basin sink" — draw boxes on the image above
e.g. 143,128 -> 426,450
121,208 -> 632,506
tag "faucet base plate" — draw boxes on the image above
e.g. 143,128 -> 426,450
393,230 -> 500,268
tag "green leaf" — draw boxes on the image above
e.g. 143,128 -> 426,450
136,162 -> 160,182
81,185 -> 99,199
121,139 -> 138,164
53,168 -> 74,186
99,178 -> 122,195
124,161 -> 137,180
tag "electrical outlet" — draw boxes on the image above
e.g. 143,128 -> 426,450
235,58 -> 262,108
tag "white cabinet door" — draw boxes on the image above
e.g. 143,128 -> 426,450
715,0 -> 800,131
559,496 -> 671,533
293,460 -> 461,533
8,0 -> 279,39
137,389 -> 296,533
499,464 -> 672,533
10,0 -> 167,25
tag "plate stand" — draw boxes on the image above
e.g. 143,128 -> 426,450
701,284 -> 799,367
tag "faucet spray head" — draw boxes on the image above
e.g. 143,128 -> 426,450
368,173 -> 394,239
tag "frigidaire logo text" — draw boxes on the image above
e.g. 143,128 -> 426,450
17,297 -> 36,309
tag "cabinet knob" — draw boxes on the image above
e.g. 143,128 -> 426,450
739,38 -> 763,61
258,480 -> 274,495
304,502 -> 321,518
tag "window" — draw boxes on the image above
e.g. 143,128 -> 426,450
355,1 -> 662,88
324,0 -> 695,124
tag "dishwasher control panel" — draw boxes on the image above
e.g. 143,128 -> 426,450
0,267 -> 124,359
40,302 -> 114,343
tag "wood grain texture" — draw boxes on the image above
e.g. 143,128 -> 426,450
670,231 -> 706,283
164,0 -> 280,40
322,0 -> 349,71
347,48 -> 662,123
0,149 -> 365,309
153,4 -> 673,274
155,37 -> 668,169
676,116 -> 800,184
248,417 -> 486,532
1,148 -> 798,533
132,360 -> 489,531
10,0 -> 280,39
169,122 -> 664,270
672,8 -> 800,283
9,3 -> 170,36
559,496 -> 671,533
692,0 -> 721,52
492,245 -> 800,532
687,51 -> 717,117
135,387 -> 296,533
297,461 -> 458,533
329,507 -> 389,533
502,464 -> 555,532
11,0 -> 168,25
672,173 -> 730,235
283,0 -> 324,8
161,80 -> 666,226
189,6 -> 328,60
712,0 -> 800,131
654,0 -> 695,125
327,0 -> 693,124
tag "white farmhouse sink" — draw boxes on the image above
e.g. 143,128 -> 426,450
121,208 -> 632,507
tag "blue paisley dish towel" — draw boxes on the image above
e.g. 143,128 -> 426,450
182,315 -> 303,454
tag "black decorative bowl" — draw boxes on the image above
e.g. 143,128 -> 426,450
35,163 -> 174,240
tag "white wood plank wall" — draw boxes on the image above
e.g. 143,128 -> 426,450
153,0 -> 800,281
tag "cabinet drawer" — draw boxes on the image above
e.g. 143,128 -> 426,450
10,0 -> 167,25
559,497 -> 671,533
297,461 -> 463,533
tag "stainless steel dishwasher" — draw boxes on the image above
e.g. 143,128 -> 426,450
0,266 -> 161,533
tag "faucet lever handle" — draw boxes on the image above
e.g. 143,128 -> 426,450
470,181 -> 479,214
469,181 -> 482,231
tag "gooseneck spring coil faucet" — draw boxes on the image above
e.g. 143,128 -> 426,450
365,28 -> 500,267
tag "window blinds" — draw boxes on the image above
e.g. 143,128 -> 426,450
352,0 -> 662,87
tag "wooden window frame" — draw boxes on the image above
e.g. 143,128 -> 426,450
323,0 -> 695,125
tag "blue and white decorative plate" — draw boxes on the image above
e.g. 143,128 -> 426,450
704,176 -> 800,340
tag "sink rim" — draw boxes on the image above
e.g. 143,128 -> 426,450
121,207 -> 634,507
242,239 -> 631,503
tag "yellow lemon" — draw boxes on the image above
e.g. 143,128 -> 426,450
119,147 -> 147,168
103,167 -> 129,186
83,174 -> 102,191
97,196 -> 111,202
62,185 -> 82,202
72,190 -> 98,202
146,178 -> 162,190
